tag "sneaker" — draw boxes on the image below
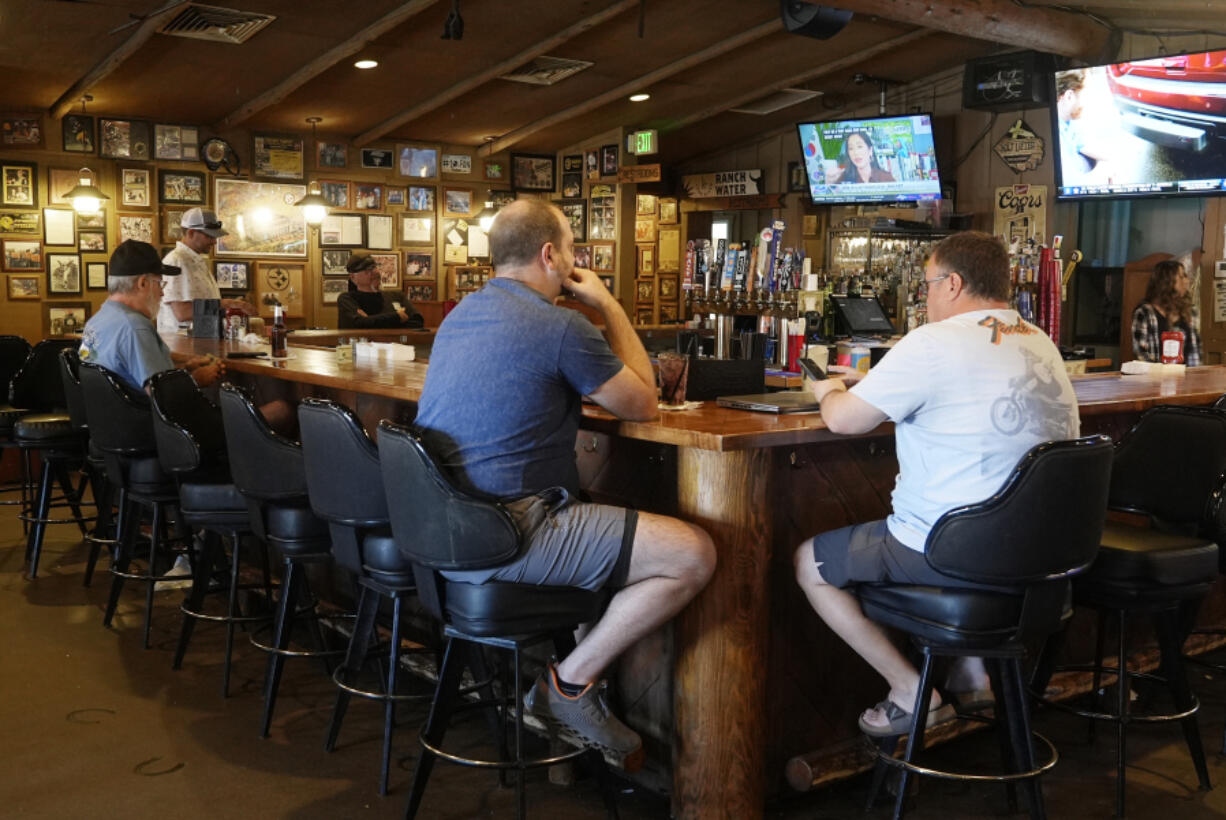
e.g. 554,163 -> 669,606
523,665 -> 643,770
155,554 -> 192,592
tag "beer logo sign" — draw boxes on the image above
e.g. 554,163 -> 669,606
993,119 -> 1045,173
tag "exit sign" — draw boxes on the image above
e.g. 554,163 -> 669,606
626,129 -> 658,156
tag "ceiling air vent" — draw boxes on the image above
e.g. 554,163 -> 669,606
158,3 -> 276,45
730,88 -> 823,115
500,56 -> 594,86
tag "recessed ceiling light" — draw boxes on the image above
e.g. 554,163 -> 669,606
629,93 -> 650,102
354,59 -> 378,70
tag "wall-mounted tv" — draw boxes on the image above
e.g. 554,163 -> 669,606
1052,50 -> 1226,200
796,113 -> 943,205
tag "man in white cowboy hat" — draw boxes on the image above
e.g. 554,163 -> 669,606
157,207 -> 256,333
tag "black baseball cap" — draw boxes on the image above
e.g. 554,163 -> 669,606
110,240 -> 181,278
346,249 -> 377,274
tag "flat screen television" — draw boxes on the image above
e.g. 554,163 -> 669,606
1052,49 -> 1226,200
796,113 -> 943,205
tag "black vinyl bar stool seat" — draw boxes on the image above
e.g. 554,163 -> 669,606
856,435 -> 1113,820
79,362 -> 190,648
1031,405 -> 1224,818
298,398 -> 428,797
377,421 -> 620,820
14,340 -> 93,577
218,386 -> 339,733
58,348 -> 113,586
150,369 -> 267,698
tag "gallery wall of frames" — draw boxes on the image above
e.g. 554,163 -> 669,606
0,112 -> 642,341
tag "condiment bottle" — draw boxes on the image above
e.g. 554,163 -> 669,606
270,305 -> 288,358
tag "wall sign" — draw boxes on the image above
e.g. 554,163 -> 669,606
993,184 -> 1047,246
617,164 -> 662,183
993,119 -> 1045,173
441,153 -> 472,174
682,169 -> 762,198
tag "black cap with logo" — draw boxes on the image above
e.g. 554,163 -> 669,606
110,240 -> 181,278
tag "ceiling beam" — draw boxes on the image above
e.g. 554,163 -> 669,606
480,17 -> 784,156
666,29 -> 931,134
216,0 -> 441,131
354,0 -> 639,147
831,0 -> 1112,59
48,2 -> 189,119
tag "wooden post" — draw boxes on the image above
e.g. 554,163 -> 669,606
673,447 -> 772,819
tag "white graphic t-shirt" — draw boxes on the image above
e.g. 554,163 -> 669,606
157,241 -> 219,333
852,309 -> 1080,551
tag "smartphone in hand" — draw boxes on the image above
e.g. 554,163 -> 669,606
798,357 -> 826,380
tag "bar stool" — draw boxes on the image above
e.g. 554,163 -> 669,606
1031,406 -> 1224,818
148,369 -> 263,697
79,362 -> 190,647
297,397 -> 430,796
855,435 -> 1113,820
0,334 -> 33,520
216,385 -> 336,732
13,339 -> 92,577
377,421 -> 621,820
57,348 -> 113,585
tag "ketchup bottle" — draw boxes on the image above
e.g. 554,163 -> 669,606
1160,330 -> 1185,364
270,304 -> 288,359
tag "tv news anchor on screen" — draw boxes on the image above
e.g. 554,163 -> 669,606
827,131 -> 896,184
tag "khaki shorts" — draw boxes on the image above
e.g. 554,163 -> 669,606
441,493 -> 637,592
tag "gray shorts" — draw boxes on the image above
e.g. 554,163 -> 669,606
811,519 -> 991,590
441,498 -> 637,592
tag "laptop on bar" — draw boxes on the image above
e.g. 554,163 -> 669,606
716,391 -> 821,414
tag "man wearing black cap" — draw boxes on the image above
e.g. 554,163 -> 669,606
80,239 -> 223,391
337,249 -> 424,329
158,207 -> 256,333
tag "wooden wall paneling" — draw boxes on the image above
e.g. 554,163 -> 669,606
1200,198 -> 1226,364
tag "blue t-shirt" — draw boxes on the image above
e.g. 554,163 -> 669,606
79,300 -> 174,391
414,278 -> 624,498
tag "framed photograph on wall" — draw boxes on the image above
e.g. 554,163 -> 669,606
658,226 -> 681,271
47,167 -> 82,205
635,278 -> 655,303
162,207 -> 188,244
397,144 -> 438,180
591,242 -> 615,272
319,213 -> 365,248
155,124 -> 183,160
573,245 -> 591,269
316,140 -> 347,169
62,115 -> 94,153
318,179 -> 351,210
214,260 -> 250,290
657,197 -> 678,225
45,301 -> 90,336
8,272 -> 40,299
0,210 -> 40,234
370,251 -> 400,290
158,170 -> 206,205
403,250 -> 433,279
636,244 -> 655,277
407,186 -> 434,212
598,274 -> 614,292
46,252 -> 81,294
659,275 -> 679,300
321,248 -> 351,275
561,173 -> 582,198
585,150 -> 599,180
254,261 -> 305,318
558,199 -> 586,242
353,183 -> 382,211
120,167 -> 151,208
76,210 -> 105,230
562,154 -> 583,173
636,194 -> 657,216
484,160 -> 504,181
490,190 -> 515,208
252,134 -> 304,180
77,230 -> 106,253
400,214 -> 434,245
404,281 -> 436,301
385,186 -> 406,207
634,217 -> 655,243
360,148 -> 394,169
322,277 -> 348,304
1,114 -> 43,148
600,144 -> 618,176
2,239 -> 42,271
510,153 -> 554,192
1,161 -> 37,208
443,188 -> 471,217
214,179 -> 307,258
43,208 -> 74,246
99,119 -> 150,160
86,261 -> 107,290
659,303 -> 679,322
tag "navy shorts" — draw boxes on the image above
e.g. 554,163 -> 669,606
811,519 -> 978,589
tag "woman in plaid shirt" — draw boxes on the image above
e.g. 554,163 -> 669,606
1131,259 -> 1201,366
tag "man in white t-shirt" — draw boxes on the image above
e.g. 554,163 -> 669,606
157,208 -> 255,333
794,231 -> 1079,737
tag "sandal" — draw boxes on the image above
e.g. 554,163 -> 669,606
952,687 -> 995,714
858,698 -> 957,738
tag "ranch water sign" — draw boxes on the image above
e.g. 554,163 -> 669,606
993,184 -> 1047,246
683,169 -> 762,198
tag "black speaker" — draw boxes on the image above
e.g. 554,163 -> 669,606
962,51 -> 1055,112
780,1 -> 852,40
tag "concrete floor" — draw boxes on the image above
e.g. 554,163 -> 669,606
5,499 -> 1226,819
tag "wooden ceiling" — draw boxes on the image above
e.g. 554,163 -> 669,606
2,0 -> 1219,166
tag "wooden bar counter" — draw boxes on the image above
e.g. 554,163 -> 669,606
167,334 -> 1226,819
